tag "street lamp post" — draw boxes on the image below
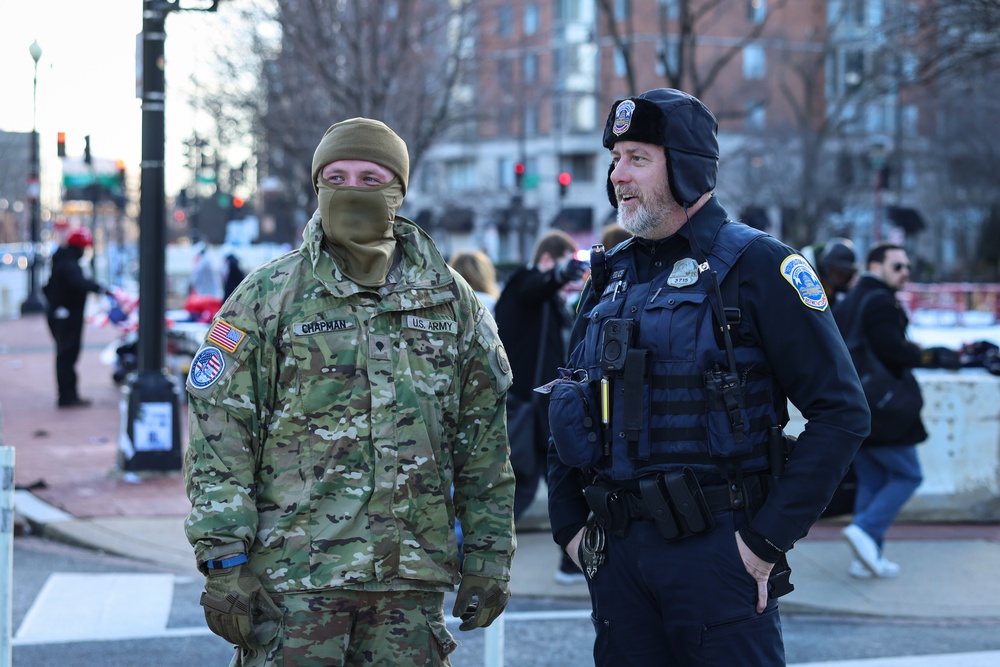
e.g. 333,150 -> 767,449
21,40 -> 45,315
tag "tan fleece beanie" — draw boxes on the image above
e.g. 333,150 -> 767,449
311,118 -> 410,194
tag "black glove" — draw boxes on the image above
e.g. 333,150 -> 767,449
922,346 -> 961,370
554,257 -> 588,285
451,574 -> 510,631
200,561 -> 282,650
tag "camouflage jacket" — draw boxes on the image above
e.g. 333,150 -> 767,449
184,212 -> 515,594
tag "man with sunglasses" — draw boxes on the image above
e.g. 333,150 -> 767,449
834,242 -> 960,579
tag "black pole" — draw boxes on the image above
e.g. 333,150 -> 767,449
21,53 -> 45,315
123,0 -> 182,472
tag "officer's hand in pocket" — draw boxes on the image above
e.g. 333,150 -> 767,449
200,562 -> 282,650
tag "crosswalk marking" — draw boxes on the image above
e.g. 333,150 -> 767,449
14,573 -> 177,645
790,651 -> 1000,667
11,574 -> 1000,667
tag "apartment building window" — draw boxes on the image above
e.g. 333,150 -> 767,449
615,50 -> 628,78
523,53 -> 538,84
844,50 -> 864,93
846,0 -> 866,27
655,38 -> 679,77
497,59 -> 513,91
747,0 -> 766,23
525,3 -> 539,35
742,44 -> 766,80
523,105 -> 538,137
562,153 -> 596,183
568,96 -> 597,133
446,159 -> 477,191
498,6 -> 512,37
615,0 -> 630,21
560,0 -> 587,22
660,0 -> 679,20
745,100 -> 766,130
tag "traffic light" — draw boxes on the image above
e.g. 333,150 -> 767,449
116,160 -> 127,187
514,161 -> 525,188
558,171 -> 572,198
57,131 -> 66,157
84,135 -> 92,164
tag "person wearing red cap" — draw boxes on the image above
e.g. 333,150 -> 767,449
43,226 -> 108,408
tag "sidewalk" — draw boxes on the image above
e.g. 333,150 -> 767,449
3,312 -> 1000,618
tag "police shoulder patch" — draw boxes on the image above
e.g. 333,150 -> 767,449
189,346 -> 226,389
779,254 -> 828,311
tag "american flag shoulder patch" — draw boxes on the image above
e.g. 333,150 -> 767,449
207,320 -> 247,353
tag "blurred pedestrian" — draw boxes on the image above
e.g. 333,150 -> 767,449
493,229 -> 587,584
815,237 -> 858,303
184,117 -> 515,666
449,249 -> 500,314
222,251 -> 246,300
599,222 -> 632,250
547,88 -> 870,665
43,227 -> 108,408
189,243 -> 223,298
835,242 -> 961,579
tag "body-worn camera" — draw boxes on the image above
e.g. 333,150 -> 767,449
600,318 -> 635,373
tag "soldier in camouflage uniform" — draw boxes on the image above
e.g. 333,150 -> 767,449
184,118 -> 516,666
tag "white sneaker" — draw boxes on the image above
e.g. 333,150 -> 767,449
848,557 -> 901,579
842,524 -> 881,575
847,559 -> 873,579
874,557 -> 901,578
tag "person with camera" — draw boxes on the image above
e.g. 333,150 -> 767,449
494,229 -> 588,583
546,88 -> 870,665
834,242 -> 960,579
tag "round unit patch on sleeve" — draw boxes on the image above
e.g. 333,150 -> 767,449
779,254 -> 828,311
189,346 -> 227,389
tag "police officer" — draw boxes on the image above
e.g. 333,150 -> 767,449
184,118 -> 515,666
547,89 -> 870,666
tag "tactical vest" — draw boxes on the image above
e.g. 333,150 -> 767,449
567,223 -> 778,481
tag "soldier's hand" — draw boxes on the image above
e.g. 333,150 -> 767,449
200,561 -> 282,650
451,574 -> 510,631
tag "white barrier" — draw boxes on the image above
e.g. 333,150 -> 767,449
1,438 -> 13,667
786,369 -> 1000,521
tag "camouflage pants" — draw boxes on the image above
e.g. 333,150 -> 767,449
230,589 -> 457,667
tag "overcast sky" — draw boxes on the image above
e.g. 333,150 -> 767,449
0,0 -> 241,199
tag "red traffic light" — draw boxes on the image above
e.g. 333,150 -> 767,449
558,172 -> 572,187
232,196 -> 245,209
514,162 -> 526,176
57,131 -> 66,158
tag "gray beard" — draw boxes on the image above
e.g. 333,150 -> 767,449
618,199 -> 669,239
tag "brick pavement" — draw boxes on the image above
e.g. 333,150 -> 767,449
0,312 -> 190,519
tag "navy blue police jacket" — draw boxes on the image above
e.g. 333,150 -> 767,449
547,197 -> 870,563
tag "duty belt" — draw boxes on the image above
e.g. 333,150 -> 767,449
584,470 -> 768,541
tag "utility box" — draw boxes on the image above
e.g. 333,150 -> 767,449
119,372 -> 183,472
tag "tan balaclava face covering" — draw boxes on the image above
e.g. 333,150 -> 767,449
311,118 -> 410,287
317,179 -> 404,286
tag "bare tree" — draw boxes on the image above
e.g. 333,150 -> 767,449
596,0 -> 791,102
909,0 -> 1000,83
190,0 -> 477,243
